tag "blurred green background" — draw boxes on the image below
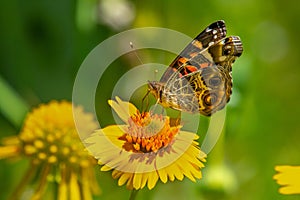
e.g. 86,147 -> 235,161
0,0 -> 300,199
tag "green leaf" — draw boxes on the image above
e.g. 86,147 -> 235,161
0,76 -> 29,127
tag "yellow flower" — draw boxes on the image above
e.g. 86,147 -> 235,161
0,101 -> 101,200
85,97 -> 207,190
274,165 -> 300,195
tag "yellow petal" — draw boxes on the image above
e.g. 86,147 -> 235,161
147,172 -> 159,190
167,163 -> 183,181
157,168 -> 168,183
1,136 -> 20,145
279,185 -> 300,194
115,96 -> 137,116
179,158 -> 196,182
85,125 -> 126,161
101,165 -> 112,171
0,145 -> 20,159
139,173 -> 148,189
274,165 -> 300,194
58,165 -> 68,200
126,176 -> 134,190
108,97 -> 137,123
133,173 -> 143,189
118,173 -> 132,186
112,170 -> 123,179
70,172 -> 81,200
82,169 -> 93,200
58,177 -> 68,200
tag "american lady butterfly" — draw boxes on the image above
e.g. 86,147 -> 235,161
148,20 -> 243,116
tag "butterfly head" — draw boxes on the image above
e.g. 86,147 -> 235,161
147,81 -> 165,102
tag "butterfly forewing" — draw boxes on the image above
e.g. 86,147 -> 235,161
160,20 -> 227,83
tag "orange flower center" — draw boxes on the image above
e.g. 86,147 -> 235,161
119,111 -> 179,153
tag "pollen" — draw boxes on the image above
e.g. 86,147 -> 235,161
24,145 -> 36,155
34,140 -> 44,149
18,101 -> 98,167
48,155 -> 57,163
120,111 -> 179,153
49,145 -> 58,153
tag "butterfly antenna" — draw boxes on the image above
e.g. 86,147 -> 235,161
130,42 -> 144,65
130,41 -> 148,111
141,89 -> 150,112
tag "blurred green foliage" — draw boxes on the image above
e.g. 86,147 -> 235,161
0,0 -> 300,199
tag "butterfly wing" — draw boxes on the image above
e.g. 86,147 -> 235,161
160,20 -> 227,83
149,20 -> 243,115
162,30 -> 243,115
165,64 -> 232,115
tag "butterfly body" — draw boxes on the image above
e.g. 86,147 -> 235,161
148,20 -> 243,116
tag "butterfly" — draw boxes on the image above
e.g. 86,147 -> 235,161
148,20 -> 243,116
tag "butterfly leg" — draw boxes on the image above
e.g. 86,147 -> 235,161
141,90 -> 150,112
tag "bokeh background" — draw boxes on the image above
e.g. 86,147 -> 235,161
0,0 -> 299,199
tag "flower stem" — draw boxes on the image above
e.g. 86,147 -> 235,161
10,161 -> 38,200
129,189 -> 139,200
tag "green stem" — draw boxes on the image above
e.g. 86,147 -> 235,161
10,161 -> 38,200
129,189 -> 139,200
